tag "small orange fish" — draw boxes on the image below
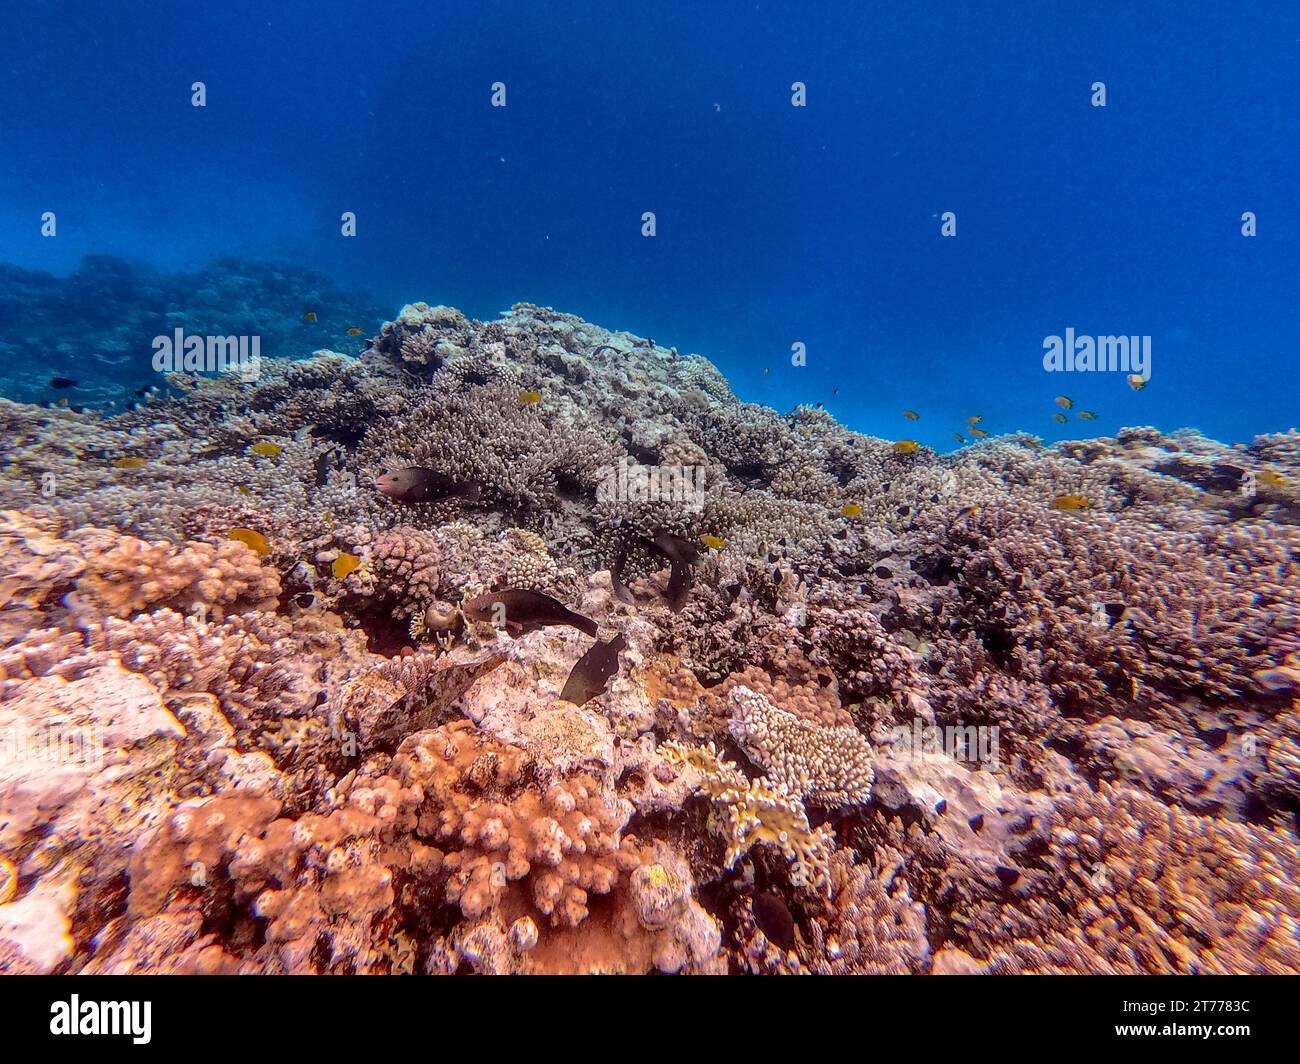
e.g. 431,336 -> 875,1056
332,553 -> 361,579
1050,494 -> 1091,511
1055,396 -> 1073,410
346,326 -> 364,336
303,311 -> 318,322
112,456 -> 147,469
903,410 -> 920,421
1127,374 -> 1147,391
228,528 -> 271,556
969,427 -> 989,439
250,442 -> 282,457
1053,413 -> 1068,424
842,502 -> 863,518
1077,411 -> 1098,420
967,415 -> 983,425
518,390 -> 542,404
953,433 -> 967,444
1259,470 -> 1290,488
893,440 -> 919,455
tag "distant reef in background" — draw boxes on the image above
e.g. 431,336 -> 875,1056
0,256 -> 389,406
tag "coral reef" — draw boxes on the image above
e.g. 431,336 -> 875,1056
2,299 -> 1297,975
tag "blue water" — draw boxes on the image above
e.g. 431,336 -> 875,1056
2,0 -> 1297,449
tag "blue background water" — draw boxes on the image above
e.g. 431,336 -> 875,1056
2,0 -> 1297,449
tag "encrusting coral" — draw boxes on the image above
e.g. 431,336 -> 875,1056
2,299 -> 1297,975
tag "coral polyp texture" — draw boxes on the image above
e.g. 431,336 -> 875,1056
1,301 -> 1298,975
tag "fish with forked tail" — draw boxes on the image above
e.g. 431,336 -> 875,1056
560,632 -> 627,705
462,589 -> 598,637
376,467 -> 482,504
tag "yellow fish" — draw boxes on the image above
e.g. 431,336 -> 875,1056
303,311 -> 318,322
332,553 -> 361,579
1127,374 -> 1147,391
1055,396 -> 1073,409
699,534 -> 728,550
1077,411 -> 1098,420
346,327 -> 364,336
967,415 -> 983,425
112,456 -> 147,469
518,390 -> 542,404
842,502 -> 863,518
1050,494 -> 1091,511
1053,413 -> 1068,424
250,442 -> 282,457
953,433 -> 967,444
1259,470 -> 1291,488
903,410 -> 920,421
893,440 -> 919,454
228,528 -> 271,556
969,427 -> 989,439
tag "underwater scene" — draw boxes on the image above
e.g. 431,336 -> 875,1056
1,1 -> 1298,984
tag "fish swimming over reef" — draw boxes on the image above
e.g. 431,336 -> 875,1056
461,589 -> 599,637
751,891 -> 796,951
648,531 -> 699,612
560,632 -> 627,705
375,467 -> 482,504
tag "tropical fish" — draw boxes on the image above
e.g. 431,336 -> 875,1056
112,456 -> 147,469
969,427 -> 989,439
376,467 -> 482,504
303,311 -> 318,322
560,632 -> 627,705
649,531 -> 700,568
699,534 -> 727,550
346,327 -> 364,336
1077,411 -> 1098,420
228,528 -> 271,556
48,377 -> 77,389
903,410 -> 920,421
842,502 -> 863,518
1259,470 -> 1291,488
1055,396 -> 1073,409
647,531 -> 698,611
893,440 -> 919,454
763,367 -> 769,375
462,589 -> 598,637
967,415 -> 983,425
1050,494 -> 1091,511
751,892 -> 796,951
953,433 -> 967,444
250,442 -> 282,457
610,545 -> 637,605
1127,374 -> 1147,391
1053,413 -> 1068,424
332,553 -> 361,579
518,390 -> 542,404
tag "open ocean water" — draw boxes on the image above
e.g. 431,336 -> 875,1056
2,0 -> 1297,445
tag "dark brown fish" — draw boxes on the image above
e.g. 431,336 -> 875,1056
751,892 -> 795,951
375,467 -> 482,504
610,545 -> 637,605
462,589 -> 598,637
560,632 -> 627,705
663,558 -> 693,612
649,531 -> 700,567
